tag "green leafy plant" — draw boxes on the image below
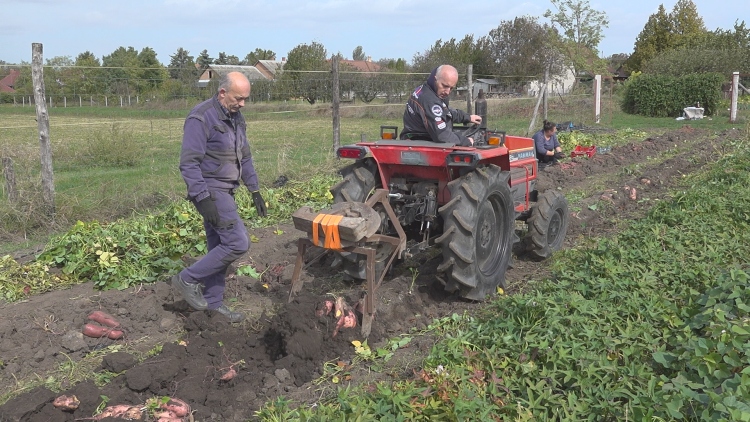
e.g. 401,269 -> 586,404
95,395 -> 110,415
408,267 -> 419,294
236,264 -> 262,279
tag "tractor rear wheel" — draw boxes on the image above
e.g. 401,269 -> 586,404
330,159 -> 378,203
524,190 -> 569,260
436,165 -> 514,300
329,159 -> 381,279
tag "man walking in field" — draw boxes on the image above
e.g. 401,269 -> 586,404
171,71 -> 267,323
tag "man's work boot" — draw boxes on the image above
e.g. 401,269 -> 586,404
214,304 -> 245,323
171,275 -> 208,310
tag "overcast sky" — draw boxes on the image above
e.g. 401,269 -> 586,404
0,0 -> 745,68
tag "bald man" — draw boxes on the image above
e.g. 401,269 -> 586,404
172,71 -> 266,323
400,65 -> 482,146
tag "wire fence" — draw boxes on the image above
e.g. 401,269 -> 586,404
0,63 -> 598,107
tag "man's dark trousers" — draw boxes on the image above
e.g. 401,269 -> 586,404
180,190 -> 249,310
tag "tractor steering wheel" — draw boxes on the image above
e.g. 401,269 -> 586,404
460,124 -> 485,146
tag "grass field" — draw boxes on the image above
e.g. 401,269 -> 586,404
0,95 -> 746,251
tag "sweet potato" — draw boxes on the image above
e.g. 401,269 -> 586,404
159,397 -> 190,417
82,323 -> 124,340
52,394 -> 80,411
88,404 -> 142,420
220,368 -> 237,381
154,412 -> 183,422
332,297 -> 357,337
87,310 -> 120,328
315,300 -> 334,317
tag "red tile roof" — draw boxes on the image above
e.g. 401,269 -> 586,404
337,59 -> 381,72
0,69 -> 20,93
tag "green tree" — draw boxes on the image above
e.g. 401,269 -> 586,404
215,52 -> 241,65
544,0 -> 609,75
41,56 -> 75,97
352,46 -> 366,61
643,48 -> 744,77
376,58 -> 408,72
73,51 -> 103,95
197,49 -> 213,70
282,41 -> 329,104
242,48 -> 275,65
669,0 -> 706,48
486,16 -> 560,78
137,47 -> 167,91
411,35 -> 487,74
626,5 -> 672,72
102,47 -> 141,95
168,47 -> 196,83
702,20 -> 750,50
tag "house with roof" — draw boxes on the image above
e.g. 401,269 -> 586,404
527,66 -> 577,97
337,57 -> 381,73
255,59 -> 285,80
0,69 -> 20,93
197,65 -> 270,88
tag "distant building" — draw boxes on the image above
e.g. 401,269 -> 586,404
527,67 -> 577,97
336,56 -> 381,73
197,65 -> 270,88
611,65 -> 629,82
255,58 -> 286,80
0,69 -> 20,93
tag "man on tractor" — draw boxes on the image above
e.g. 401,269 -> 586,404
400,64 -> 482,146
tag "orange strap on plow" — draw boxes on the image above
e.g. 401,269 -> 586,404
312,213 -> 344,251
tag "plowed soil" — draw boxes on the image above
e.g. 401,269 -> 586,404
0,126 -> 743,421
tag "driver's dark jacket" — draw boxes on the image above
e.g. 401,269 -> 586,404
179,95 -> 259,203
399,82 -> 472,146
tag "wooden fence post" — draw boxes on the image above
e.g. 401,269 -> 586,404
466,64 -> 473,115
2,157 -> 18,204
594,75 -> 602,124
332,56 -> 341,156
730,72 -> 739,123
31,42 -> 56,216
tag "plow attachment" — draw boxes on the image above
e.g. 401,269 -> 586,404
289,189 -> 406,337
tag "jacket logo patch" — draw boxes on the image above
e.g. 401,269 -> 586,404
437,121 -> 446,129
431,105 -> 443,117
413,86 -> 422,99
407,104 -> 414,114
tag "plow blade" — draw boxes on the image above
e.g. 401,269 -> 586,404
288,190 -> 406,337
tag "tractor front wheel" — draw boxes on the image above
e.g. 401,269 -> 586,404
436,165 -> 514,300
524,190 -> 569,261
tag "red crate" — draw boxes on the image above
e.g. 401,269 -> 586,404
570,145 -> 596,158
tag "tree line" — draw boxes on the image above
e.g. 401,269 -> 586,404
0,0 -> 747,105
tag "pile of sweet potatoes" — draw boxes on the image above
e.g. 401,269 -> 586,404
82,310 -> 124,340
58,395 -> 191,421
316,296 -> 358,337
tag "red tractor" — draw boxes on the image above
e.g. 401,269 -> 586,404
290,125 -> 569,335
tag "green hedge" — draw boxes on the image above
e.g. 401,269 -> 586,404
620,73 -> 724,117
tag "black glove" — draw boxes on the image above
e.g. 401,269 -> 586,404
195,196 -> 219,226
553,151 -> 565,160
251,190 -> 267,217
